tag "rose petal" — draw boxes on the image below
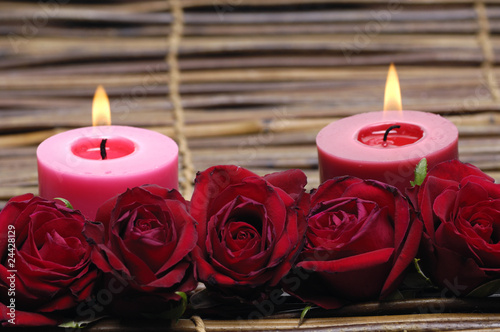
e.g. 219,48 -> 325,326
112,234 -> 157,285
298,248 -> 394,300
38,232 -> 86,267
263,169 -> 309,210
225,221 -> 260,252
427,160 -> 494,183
191,165 -> 258,244
156,202 -> 197,275
91,244 -> 131,277
426,240 -> 491,294
433,189 -> 459,224
193,247 -> 237,287
263,169 -> 307,198
311,177 -> 363,207
342,210 -> 393,254
381,217 -> 423,298
418,175 -> 458,239
142,185 -> 187,205
344,180 -> 400,216
0,303 -> 59,327
462,176 -> 500,200
297,248 -> 394,273
435,220 -> 481,263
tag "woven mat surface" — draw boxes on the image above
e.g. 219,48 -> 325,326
2,1 -> 500,330
2,0 -> 500,204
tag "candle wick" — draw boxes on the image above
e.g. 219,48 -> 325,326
100,139 -> 108,160
383,125 -> 401,142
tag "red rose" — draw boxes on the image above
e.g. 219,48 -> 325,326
411,160 -> 500,295
0,194 -> 98,326
83,186 -> 197,317
190,166 -> 308,301
285,177 -> 422,309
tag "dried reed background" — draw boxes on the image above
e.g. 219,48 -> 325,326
2,1 -> 500,329
2,0 -> 500,204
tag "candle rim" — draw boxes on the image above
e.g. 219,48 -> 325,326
37,125 -> 178,176
316,110 -> 458,162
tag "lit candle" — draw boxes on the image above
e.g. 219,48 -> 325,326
316,64 -> 458,192
37,86 -> 178,219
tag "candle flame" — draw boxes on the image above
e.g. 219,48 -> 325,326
92,85 -> 111,126
383,63 -> 402,112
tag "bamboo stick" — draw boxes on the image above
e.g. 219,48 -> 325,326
0,170 -> 37,186
0,129 -> 64,148
0,66 -> 485,90
0,71 -> 485,98
0,90 -> 489,113
0,22 -> 488,40
0,6 -> 490,26
152,120 -> 264,138
0,186 -> 37,200
0,34 -> 483,58
0,10 -> 170,25
1,61 -> 167,76
0,8 -> 471,25
7,20 -> 500,41
75,312 -> 500,332
181,22 -> 482,36
0,1 -> 168,14
175,0 -> 500,6
0,52 -> 482,78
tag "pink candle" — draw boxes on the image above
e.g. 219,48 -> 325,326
37,125 -> 178,219
316,110 -> 458,192
37,86 -> 178,219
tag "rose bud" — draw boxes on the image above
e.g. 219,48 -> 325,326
83,185 -> 197,318
410,160 -> 500,295
0,194 -> 98,326
284,177 -> 422,309
190,165 -> 308,302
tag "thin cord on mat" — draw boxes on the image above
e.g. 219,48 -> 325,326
475,0 -> 500,101
167,0 -> 196,197
168,3 -> 205,330
191,315 -> 207,332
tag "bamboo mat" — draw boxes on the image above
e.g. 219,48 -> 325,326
3,0 -> 500,202
2,0 -> 500,329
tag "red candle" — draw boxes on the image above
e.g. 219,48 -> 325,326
316,110 -> 458,192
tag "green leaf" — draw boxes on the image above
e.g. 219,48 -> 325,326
298,305 -> 312,327
410,158 -> 427,187
467,279 -> 500,298
59,316 -> 106,329
141,292 -> 188,322
413,258 -> 433,286
59,321 -> 88,329
55,197 -> 73,210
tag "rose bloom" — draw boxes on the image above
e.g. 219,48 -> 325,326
190,165 -> 308,301
83,186 -> 197,317
0,194 -> 98,326
285,177 -> 422,309
410,160 -> 500,295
